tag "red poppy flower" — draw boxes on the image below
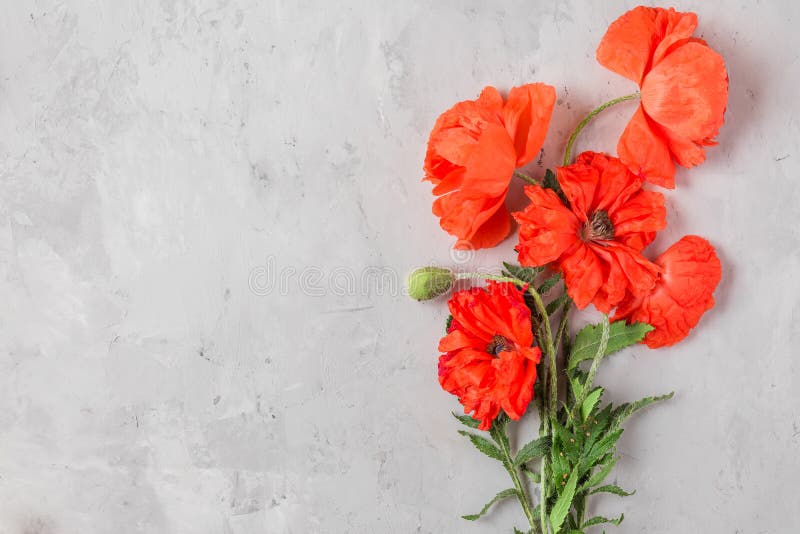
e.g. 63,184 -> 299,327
513,151 -> 665,312
438,281 -> 541,430
614,235 -> 722,348
424,84 -> 556,249
597,6 -> 728,188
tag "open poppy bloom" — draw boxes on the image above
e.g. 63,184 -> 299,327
614,235 -> 722,348
438,281 -> 541,430
514,151 -> 666,312
596,6 -> 728,188
424,84 -> 556,249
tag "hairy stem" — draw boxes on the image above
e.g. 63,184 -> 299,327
497,430 -> 539,530
514,170 -> 539,186
562,93 -> 640,166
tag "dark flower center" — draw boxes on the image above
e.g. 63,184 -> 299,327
581,209 -> 615,241
486,334 -> 512,356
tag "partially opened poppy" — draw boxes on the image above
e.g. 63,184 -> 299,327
596,6 -> 729,188
514,151 -> 665,312
438,281 -> 541,430
424,84 -> 556,249
614,235 -> 722,348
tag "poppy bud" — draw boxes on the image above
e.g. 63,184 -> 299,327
407,267 -> 454,301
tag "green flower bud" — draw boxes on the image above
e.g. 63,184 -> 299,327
408,267 -> 454,301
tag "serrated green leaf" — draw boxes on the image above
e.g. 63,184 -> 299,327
502,262 -> 542,284
590,484 -> 635,497
612,392 -> 674,429
584,403 -> 613,447
582,514 -> 624,528
524,468 -> 541,484
462,488 -> 518,520
537,272 -> 562,294
445,314 -> 453,332
489,414 -> 510,454
569,370 -> 587,402
581,388 -> 603,422
458,430 -> 504,461
452,412 -> 480,429
583,429 -> 623,468
580,457 -> 618,491
546,292 -> 571,315
515,436 -> 551,466
568,322 -> 653,370
552,419 -> 581,460
549,467 -> 579,533
542,168 -> 570,207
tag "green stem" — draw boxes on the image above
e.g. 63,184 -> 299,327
555,303 -> 572,354
562,93 -> 640,166
568,314 -> 610,423
514,170 -> 539,186
497,435 -> 539,530
539,455 -> 548,533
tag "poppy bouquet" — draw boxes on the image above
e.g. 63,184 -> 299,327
408,6 -> 726,533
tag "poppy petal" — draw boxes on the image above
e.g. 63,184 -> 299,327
459,204 -> 512,250
618,105 -> 676,188
459,123 -> 517,198
503,83 -> 557,167
597,6 -> 699,85
641,41 -> 728,146
613,236 -> 722,348
559,244 -> 604,309
596,6 -> 662,84
650,9 -> 698,66
611,190 -> 666,250
513,186 -> 580,266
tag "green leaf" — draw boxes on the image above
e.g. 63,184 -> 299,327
546,292 -> 571,315
549,467 -> 579,533
513,528 -> 525,534
581,388 -> 603,422
590,484 -> 635,497
452,412 -> 480,429
612,392 -> 674,429
552,419 -> 581,461
445,314 -> 453,332
489,414 -> 510,454
502,262 -> 542,284
568,322 -> 653,370
524,468 -> 541,484
458,431 -> 504,461
462,488 -> 518,520
583,429 -> 623,469
542,168 -> 570,207
580,457 -> 618,490
538,272 -> 562,294
569,371 -> 587,402
582,514 -> 624,528
514,436 -> 551,466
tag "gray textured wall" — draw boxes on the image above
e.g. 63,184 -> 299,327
0,1 -> 798,533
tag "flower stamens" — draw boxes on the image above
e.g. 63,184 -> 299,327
486,334 -> 512,356
581,209 -> 615,241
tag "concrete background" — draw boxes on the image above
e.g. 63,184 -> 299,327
0,1 -> 797,532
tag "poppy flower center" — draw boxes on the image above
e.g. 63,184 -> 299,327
486,334 -> 512,356
581,209 -> 615,241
